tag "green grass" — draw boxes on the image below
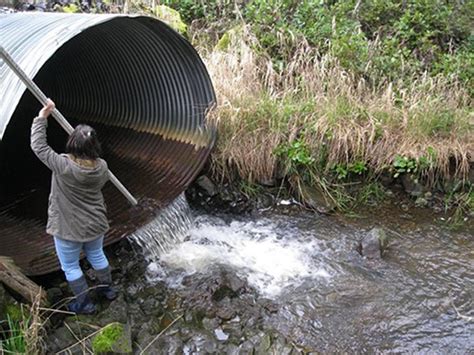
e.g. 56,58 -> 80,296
1,314 -> 27,354
444,185 -> 474,229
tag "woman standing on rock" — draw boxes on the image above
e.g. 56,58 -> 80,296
31,99 -> 116,314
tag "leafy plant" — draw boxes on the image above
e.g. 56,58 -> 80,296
333,161 -> 368,180
393,155 -> 418,178
355,182 -> 386,206
239,180 -> 263,199
275,139 -> 315,170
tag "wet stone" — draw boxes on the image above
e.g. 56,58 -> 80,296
215,327 -> 230,341
298,183 -> 336,214
358,228 -> 389,259
257,298 -> 279,313
257,193 -> 274,209
225,344 -> 240,355
401,174 -> 424,197
271,337 -> 293,355
202,317 -> 221,331
217,305 -> 236,320
216,297 -> 237,320
143,335 -> 184,354
415,197 -> 429,207
239,340 -> 256,354
256,334 -> 272,354
196,175 -> 218,197
92,294 -> 130,325
139,297 -> 160,315
222,322 -> 243,339
46,287 -> 63,303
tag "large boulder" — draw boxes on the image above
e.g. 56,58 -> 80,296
358,228 -> 389,259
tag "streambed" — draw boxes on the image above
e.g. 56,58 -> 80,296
46,201 -> 473,353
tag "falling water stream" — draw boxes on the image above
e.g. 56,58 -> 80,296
129,195 -> 473,352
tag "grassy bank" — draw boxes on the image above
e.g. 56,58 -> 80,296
198,29 -> 472,217
205,31 -> 472,186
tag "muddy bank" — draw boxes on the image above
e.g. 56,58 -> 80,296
188,172 -> 473,230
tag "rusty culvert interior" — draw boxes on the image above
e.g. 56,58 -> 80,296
0,14 -> 216,275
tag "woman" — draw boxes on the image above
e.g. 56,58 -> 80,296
31,99 -> 116,315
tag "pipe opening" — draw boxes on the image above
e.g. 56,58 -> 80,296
0,15 -> 215,275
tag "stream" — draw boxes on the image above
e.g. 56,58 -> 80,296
46,196 -> 473,353
126,197 -> 473,353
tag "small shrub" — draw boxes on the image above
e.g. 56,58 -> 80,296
355,182 -> 387,206
444,185 -> 473,229
239,180 -> 263,199
155,5 -> 187,35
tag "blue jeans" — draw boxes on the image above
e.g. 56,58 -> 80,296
54,236 -> 109,282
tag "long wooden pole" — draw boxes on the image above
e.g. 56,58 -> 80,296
0,46 -> 138,206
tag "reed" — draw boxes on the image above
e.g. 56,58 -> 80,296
0,292 -> 45,355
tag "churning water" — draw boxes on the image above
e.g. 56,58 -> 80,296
147,215 -> 332,298
131,194 -> 333,298
130,195 -> 474,352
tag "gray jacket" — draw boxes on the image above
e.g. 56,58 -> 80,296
30,117 -> 109,242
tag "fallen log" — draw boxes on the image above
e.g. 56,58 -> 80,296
0,256 -> 47,306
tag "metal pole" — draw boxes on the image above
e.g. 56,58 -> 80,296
0,46 -> 138,206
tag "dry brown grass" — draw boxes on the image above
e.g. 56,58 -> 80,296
203,27 -> 473,186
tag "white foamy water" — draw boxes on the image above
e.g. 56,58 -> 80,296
129,193 -> 193,258
146,215 -> 331,298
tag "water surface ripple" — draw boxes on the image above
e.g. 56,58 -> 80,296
143,209 -> 473,352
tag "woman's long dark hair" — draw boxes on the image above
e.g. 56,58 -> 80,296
65,124 -> 102,159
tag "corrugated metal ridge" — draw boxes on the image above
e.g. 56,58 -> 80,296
0,13 -> 216,275
1,13 -> 121,138
1,13 -> 215,146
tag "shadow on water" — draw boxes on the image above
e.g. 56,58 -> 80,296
129,195 -> 473,352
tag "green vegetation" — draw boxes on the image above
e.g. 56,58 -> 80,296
154,5 -> 187,34
92,322 -> 130,354
1,314 -> 27,354
444,184 -> 473,228
164,0 -> 473,89
0,300 -> 44,355
179,0 -> 473,217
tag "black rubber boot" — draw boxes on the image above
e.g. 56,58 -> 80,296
68,275 -> 96,315
95,266 -> 117,301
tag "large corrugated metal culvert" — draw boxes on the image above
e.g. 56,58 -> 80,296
0,13 -> 216,275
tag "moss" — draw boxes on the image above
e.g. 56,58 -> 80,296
216,32 -> 231,51
154,5 -> 187,35
92,323 -> 131,354
215,26 -> 244,51
62,3 -> 79,13
5,304 -> 23,322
